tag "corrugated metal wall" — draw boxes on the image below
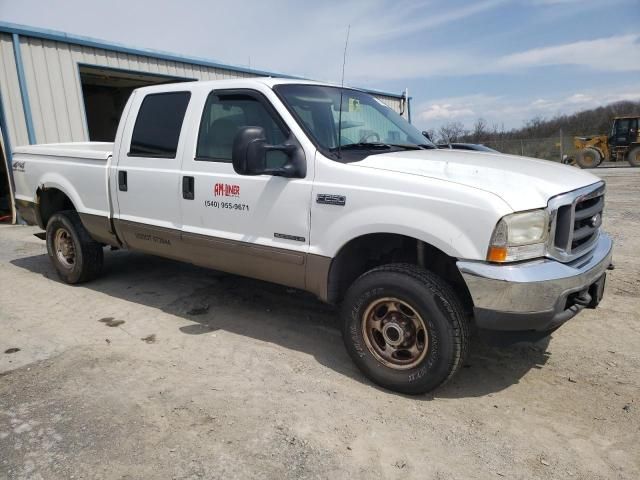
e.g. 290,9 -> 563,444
0,32 -> 404,149
0,33 -> 28,148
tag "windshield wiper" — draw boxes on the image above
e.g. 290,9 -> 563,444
385,143 -> 432,150
332,142 -> 430,151
336,142 -> 391,150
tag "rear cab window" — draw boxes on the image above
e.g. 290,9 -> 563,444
129,92 -> 191,158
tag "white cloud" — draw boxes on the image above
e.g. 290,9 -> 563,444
415,88 -> 640,131
354,0 -> 507,42
348,34 -> 640,83
529,0 -> 583,5
418,104 -> 475,121
565,94 -> 593,104
496,34 -> 640,72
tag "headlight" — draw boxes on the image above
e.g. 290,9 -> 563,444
487,209 -> 549,262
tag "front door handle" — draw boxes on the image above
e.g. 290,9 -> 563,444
182,176 -> 194,200
118,171 -> 127,191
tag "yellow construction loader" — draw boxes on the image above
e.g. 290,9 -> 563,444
569,116 -> 640,168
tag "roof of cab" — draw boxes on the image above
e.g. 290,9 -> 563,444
132,77 -> 345,96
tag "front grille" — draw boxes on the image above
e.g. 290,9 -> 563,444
571,195 -> 604,250
548,182 -> 605,261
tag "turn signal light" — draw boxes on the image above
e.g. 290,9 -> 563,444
487,246 -> 508,263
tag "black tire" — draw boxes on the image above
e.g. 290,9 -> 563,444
46,210 -> 104,284
576,148 -> 602,169
341,264 -> 469,395
627,146 -> 640,167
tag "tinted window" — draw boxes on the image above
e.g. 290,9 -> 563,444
616,119 -> 630,134
129,92 -> 190,158
196,92 -> 287,166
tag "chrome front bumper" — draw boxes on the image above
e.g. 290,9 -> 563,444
457,233 -> 613,331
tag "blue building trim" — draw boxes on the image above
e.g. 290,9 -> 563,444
0,86 -> 17,223
11,33 -> 36,144
0,21 -> 403,100
0,87 -> 13,170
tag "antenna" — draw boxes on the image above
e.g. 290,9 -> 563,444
337,24 -> 350,159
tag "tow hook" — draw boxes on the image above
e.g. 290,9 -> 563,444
572,291 -> 592,307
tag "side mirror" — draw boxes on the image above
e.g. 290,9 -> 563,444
231,126 -> 305,178
422,131 -> 432,141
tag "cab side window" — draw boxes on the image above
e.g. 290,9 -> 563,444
196,92 -> 288,167
129,92 -> 191,158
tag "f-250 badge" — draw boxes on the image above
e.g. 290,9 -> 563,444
316,194 -> 346,206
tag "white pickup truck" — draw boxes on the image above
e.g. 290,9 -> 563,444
12,78 -> 613,394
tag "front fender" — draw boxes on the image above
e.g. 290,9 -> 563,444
310,202 -> 502,261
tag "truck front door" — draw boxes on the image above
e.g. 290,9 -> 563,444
113,90 -> 191,256
179,88 -> 313,289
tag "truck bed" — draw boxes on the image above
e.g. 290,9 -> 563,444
13,142 -> 114,221
13,142 -> 114,160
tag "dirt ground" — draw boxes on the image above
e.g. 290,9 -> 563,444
1,168 -> 638,480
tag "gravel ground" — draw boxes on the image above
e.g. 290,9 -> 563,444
1,168 -> 638,480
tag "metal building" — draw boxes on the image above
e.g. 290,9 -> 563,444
0,21 -> 411,222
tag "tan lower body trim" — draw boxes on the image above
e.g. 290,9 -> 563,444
113,218 -> 331,298
78,213 -> 120,247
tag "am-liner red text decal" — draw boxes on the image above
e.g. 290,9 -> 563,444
214,183 -> 240,197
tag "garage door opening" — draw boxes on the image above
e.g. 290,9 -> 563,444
79,65 -> 191,141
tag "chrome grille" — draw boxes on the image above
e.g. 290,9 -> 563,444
547,182 -> 605,262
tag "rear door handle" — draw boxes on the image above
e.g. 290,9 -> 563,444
182,176 -> 194,200
118,171 -> 127,191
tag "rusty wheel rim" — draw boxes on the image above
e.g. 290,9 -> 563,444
54,228 -> 75,268
361,297 -> 429,370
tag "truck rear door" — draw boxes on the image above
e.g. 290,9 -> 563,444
178,87 -> 312,289
112,90 -> 191,255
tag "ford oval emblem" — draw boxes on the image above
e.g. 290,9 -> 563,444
589,213 -> 602,228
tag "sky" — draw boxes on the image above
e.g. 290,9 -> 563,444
1,0 -> 639,131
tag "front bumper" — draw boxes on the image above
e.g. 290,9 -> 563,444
457,233 -> 613,331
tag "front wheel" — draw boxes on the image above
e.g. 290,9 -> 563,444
46,210 -> 104,284
576,148 -> 602,168
341,264 -> 469,394
627,146 -> 640,167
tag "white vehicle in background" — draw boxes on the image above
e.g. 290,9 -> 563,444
12,78 -> 612,394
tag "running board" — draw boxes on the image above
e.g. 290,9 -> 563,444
33,231 -> 46,240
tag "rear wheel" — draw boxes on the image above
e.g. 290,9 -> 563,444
46,210 -> 104,284
576,148 -> 602,168
627,146 -> 640,167
341,264 -> 469,394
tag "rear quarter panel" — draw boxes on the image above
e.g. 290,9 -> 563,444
13,151 -> 111,217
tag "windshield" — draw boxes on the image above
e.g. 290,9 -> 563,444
274,84 -> 434,160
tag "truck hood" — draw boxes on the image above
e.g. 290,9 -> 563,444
353,149 -> 601,211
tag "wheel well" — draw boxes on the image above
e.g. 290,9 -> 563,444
37,187 -> 76,228
326,233 -> 473,312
